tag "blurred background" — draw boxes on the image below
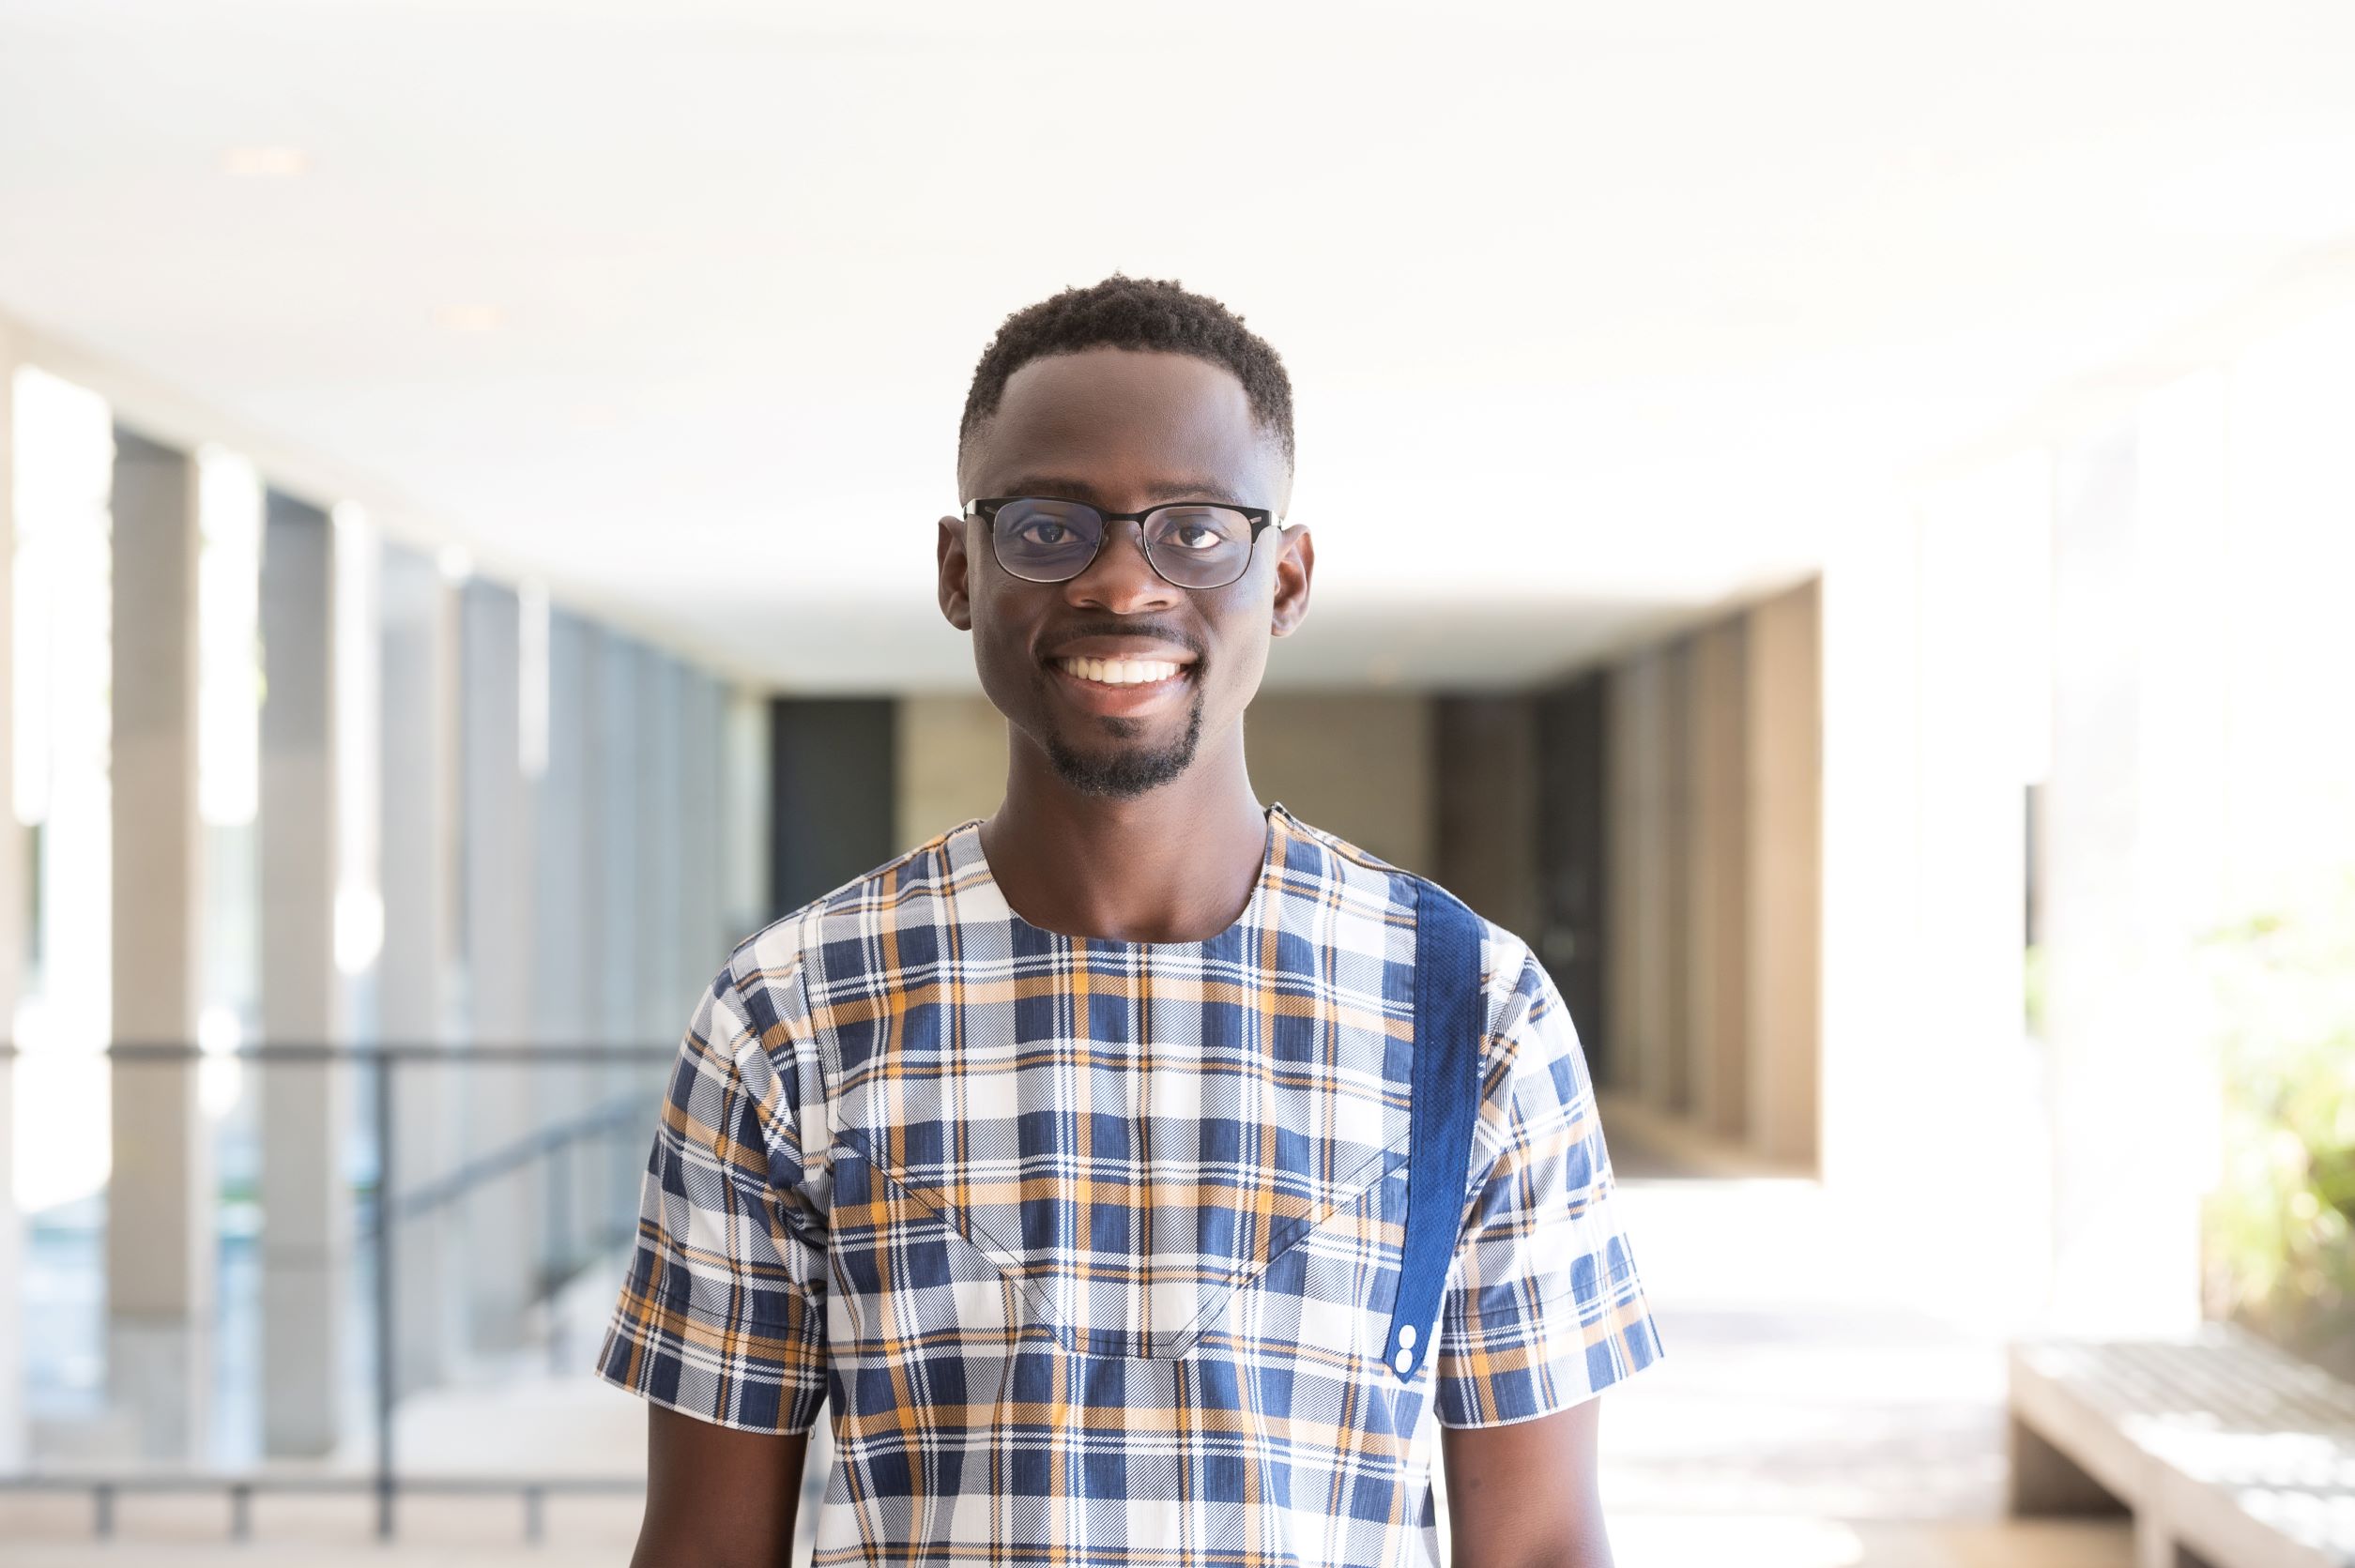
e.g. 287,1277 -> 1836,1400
3,2 -> 2354,1564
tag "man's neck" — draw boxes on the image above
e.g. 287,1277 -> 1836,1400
979,730 -> 1269,944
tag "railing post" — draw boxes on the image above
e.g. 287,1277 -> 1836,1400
373,1049 -> 396,1540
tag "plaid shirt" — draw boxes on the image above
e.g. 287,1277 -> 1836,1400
598,803 -> 1662,1567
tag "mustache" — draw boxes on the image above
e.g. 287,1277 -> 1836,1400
1038,618 -> 1206,662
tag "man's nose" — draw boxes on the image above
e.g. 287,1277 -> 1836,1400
1063,522 -> 1180,616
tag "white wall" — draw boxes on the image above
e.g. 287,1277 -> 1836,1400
1246,693 -> 1434,874
0,314 -> 24,1469
895,693 -> 1008,853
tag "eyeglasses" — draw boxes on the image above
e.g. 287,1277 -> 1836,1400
963,495 -> 1279,591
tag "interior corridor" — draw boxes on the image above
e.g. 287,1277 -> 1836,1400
1,1119 -> 2137,1568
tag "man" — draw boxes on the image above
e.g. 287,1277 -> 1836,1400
597,277 -> 1662,1567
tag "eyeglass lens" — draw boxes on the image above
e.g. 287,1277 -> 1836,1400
989,498 -> 1257,589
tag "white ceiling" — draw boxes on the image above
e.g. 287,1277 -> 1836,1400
6,0 -> 2355,691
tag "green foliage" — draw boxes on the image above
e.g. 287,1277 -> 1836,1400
2199,881 -> 2355,1375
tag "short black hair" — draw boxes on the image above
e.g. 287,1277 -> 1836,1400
959,276 -> 1295,468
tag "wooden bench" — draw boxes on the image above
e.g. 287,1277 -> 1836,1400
2010,1325 -> 2355,1568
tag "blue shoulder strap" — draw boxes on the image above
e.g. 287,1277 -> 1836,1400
1384,878 -> 1485,1382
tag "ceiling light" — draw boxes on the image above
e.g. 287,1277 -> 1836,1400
221,146 -> 307,177
436,304 -> 504,333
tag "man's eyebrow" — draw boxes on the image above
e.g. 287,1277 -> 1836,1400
986,475 -> 1247,507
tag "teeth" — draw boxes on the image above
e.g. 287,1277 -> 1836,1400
1056,657 -> 1184,686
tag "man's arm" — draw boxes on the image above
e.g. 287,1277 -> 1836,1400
631,1404 -> 810,1568
1440,1398 -> 1613,1568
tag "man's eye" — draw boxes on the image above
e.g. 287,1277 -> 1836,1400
1170,524 -> 1221,550
1019,522 -> 1069,545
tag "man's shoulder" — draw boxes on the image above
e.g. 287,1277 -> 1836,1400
1267,806 -> 1417,922
717,821 -> 979,997
1274,809 -> 1543,1006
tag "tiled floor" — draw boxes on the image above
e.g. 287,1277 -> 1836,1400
2,1126 -> 2135,1567
1591,1171 -> 2132,1568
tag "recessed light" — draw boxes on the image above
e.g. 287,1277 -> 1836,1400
436,304 -> 504,333
221,146 -> 307,177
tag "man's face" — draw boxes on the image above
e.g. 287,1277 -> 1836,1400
939,348 -> 1312,799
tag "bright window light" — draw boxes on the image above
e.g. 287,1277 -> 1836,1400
196,1003 -> 243,1119
9,365 -> 115,1212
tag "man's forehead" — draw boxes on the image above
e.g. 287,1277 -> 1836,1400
960,347 -> 1287,501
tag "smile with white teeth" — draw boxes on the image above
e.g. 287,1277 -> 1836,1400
1053,656 -> 1186,687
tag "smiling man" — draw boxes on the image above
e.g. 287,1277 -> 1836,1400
598,277 -> 1663,1568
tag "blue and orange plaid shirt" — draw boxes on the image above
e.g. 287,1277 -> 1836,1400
598,803 -> 1662,1566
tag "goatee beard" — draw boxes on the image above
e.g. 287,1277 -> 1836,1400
1045,686 -> 1206,799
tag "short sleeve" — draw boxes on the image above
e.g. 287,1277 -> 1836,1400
1432,944 -> 1664,1427
594,956 -> 831,1435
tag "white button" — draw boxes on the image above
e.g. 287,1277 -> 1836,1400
1394,1347 -> 1415,1375
1398,1324 -> 1417,1349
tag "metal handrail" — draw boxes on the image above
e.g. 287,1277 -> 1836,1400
0,1471 -> 648,1543
0,1041 -> 676,1061
1,1038 -> 677,1541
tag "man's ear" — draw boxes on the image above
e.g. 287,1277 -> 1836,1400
938,515 -> 973,631
1269,525 -> 1313,638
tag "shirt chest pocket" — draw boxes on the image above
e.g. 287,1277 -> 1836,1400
829,1015 -> 1414,1362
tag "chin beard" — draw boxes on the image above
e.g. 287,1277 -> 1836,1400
1044,687 -> 1206,799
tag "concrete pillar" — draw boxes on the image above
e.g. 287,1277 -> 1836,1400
1743,581 -> 1822,1168
1817,497 -> 1930,1222
2042,390 -> 2221,1335
637,654 -> 687,1043
700,675 -> 732,959
1812,450 -> 2067,1332
724,688 -> 773,936
1684,620 -> 1749,1141
709,677 -> 732,949
1603,670 -> 1644,1102
533,609 -> 596,1280
0,329 -> 25,1470
256,491 -> 348,1454
630,654 -> 688,1252
377,542 -> 459,1393
458,579 -> 537,1350
1914,458 -> 2053,1327
1610,646 -> 1687,1115
679,672 -> 725,969
106,428 -> 212,1459
1816,486 -> 2048,1328
589,632 -> 643,1245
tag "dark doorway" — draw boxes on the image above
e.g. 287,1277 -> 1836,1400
1537,676 -> 1613,1086
768,699 -> 897,917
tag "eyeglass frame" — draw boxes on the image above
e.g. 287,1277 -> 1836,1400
961,495 -> 1282,589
